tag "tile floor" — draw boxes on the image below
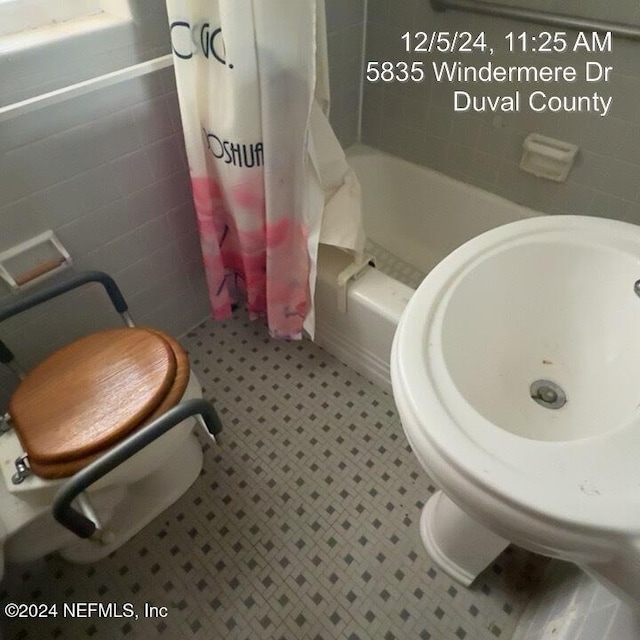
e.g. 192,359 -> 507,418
0,311 -> 547,640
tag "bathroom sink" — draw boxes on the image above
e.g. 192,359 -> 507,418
391,215 -> 640,607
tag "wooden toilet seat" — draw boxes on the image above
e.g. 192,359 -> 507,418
9,328 -> 190,479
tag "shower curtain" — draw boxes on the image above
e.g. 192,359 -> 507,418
166,0 -> 364,339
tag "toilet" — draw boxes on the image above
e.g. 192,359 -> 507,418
0,273 -> 221,580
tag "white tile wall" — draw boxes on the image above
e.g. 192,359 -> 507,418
0,67 -> 209,381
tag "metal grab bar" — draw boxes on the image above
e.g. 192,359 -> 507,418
0,271 -> 132,372
430,0 -> 640,41
52,398 -> 223,539
0,271 -> 129,324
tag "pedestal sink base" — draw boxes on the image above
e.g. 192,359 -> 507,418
580,547 -> 640,611
419,491 -> 509,586
421,492 -> 640,611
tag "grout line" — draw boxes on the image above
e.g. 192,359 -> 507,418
356,0 -> 369,142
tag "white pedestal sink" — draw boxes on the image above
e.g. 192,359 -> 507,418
391,215 -> 640,610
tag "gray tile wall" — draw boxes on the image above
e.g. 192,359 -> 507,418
485,0 -> 640,25
0,3 -> 364,385
325,0 -> 366,147
362,0 -> 640,222
0,67 -> 209,375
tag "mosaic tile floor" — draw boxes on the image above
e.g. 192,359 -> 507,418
0,311 -> 547,640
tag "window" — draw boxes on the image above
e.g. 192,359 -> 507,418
0,0 -> 169,109
0,0 -> 118,37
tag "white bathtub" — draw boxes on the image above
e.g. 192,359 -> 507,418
314,144 -> 539,392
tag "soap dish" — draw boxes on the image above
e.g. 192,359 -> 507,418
520,133 -> 579,182
0,231 -> 72,291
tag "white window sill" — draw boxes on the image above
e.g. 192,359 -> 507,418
0,11 -> 131,56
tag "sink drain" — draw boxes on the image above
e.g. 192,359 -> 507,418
530,379 -> 566,409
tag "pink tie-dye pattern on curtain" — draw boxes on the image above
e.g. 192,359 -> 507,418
191,174 -> 310,339
165,1 -> 341,340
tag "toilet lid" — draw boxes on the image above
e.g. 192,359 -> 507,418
9,328 -> 180,467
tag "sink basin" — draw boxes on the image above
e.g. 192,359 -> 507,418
391,215 -> 640,608
442,234 -> 640,442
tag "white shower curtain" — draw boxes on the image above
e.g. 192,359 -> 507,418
166,0 -> 364,338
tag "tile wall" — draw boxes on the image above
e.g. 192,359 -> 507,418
0,0 -> 362,409
0,67 -> 209,378
359,3 -> 640,635
325,0 -> 366,147
362,0 -> 640,222
1,3 -> 637,636
484,0 -> 640,26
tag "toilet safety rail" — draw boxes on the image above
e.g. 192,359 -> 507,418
430,0 -> 640,41
0,270 -> 134,378
52,398 -> 223,540
0,270 -> 223,540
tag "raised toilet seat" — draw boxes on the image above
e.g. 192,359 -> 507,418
0,271 -> 222,580
10,327 -> 190,479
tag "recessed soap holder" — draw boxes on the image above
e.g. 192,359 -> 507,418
520,133 -> 579,182
0,231 -> 72,291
